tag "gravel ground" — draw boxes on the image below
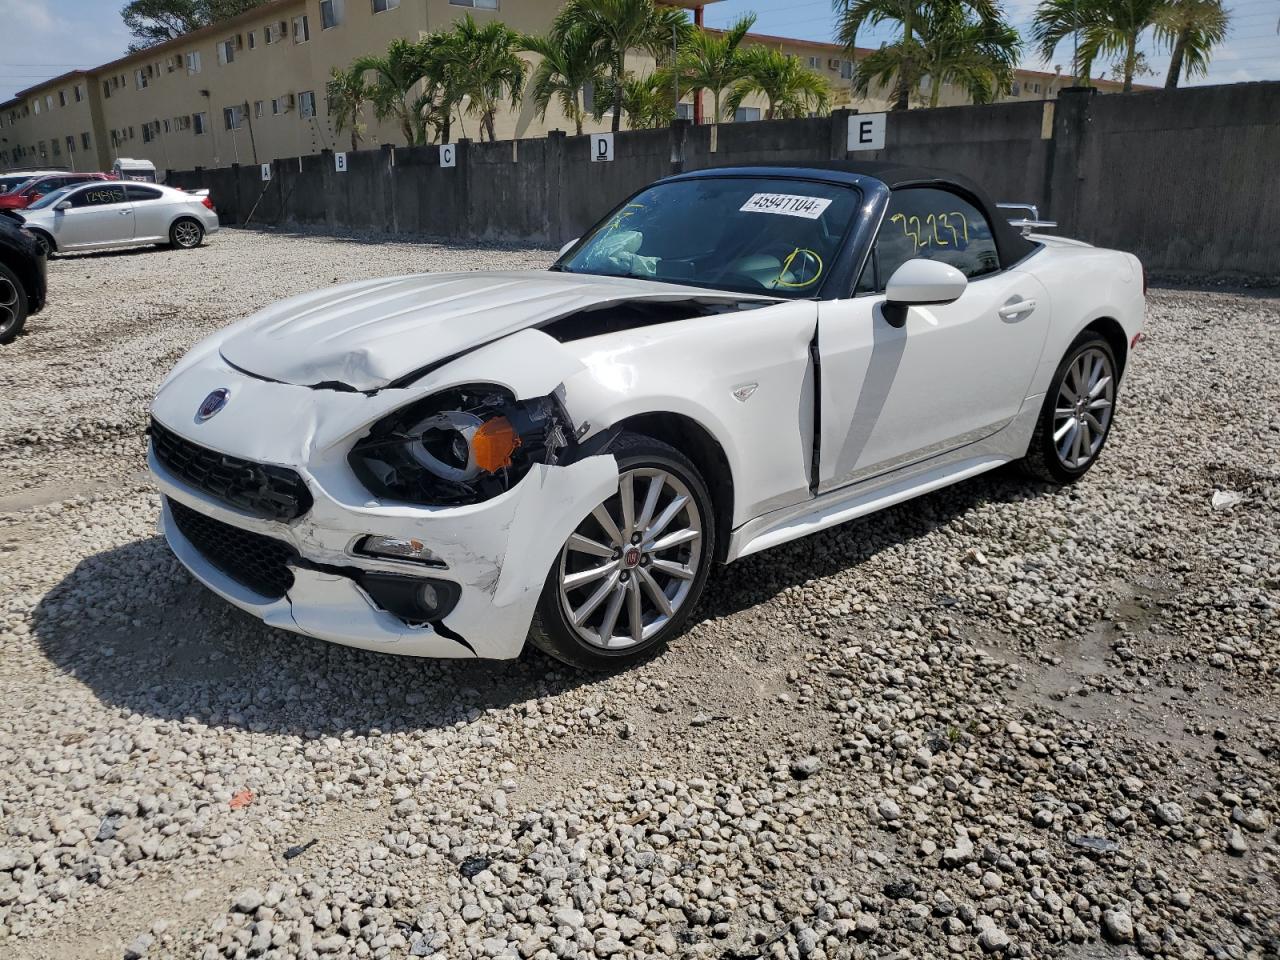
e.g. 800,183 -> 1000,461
0,229 -> 1277,960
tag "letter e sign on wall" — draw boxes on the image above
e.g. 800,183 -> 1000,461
591,132 -> 614,162
847,113 -> 886,152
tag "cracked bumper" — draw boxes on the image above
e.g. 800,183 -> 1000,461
146,352 -> 617,659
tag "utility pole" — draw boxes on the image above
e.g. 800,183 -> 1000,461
243,101 -> 259,165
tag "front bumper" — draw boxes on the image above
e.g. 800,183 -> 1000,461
148,357 -> 617,659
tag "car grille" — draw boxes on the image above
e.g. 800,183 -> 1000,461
167,497 -> 297,600
150,418 -> 313,521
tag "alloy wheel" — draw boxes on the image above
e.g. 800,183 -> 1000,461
557,467 -> 703,650
1053,346 -> 1115,470
0,276 -> 19,336
174,221 -> 202,247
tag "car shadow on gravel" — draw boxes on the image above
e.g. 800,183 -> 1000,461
29,535 -> 601,736
30,467 -> 1051,736
698,464 -> 1048,620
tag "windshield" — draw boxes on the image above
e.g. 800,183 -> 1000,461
557,177 -> 861,298
0,176 -> 36,195
26,186 -> 75,210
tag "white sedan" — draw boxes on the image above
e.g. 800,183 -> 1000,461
15,181 -> 219,255
148,162 -> 1144,670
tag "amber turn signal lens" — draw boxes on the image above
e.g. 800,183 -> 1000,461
472,416 -> 522,473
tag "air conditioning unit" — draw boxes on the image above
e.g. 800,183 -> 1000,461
828,58 -> 841,70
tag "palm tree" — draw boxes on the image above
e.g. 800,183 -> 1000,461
555,0 -> 692,132
726,46 -> 831,120
1154,0 -> 1228,87
353,38 -> 432,144
671,15 -> 757,123
922,3 -> 1019,105
834,0 -> 1002,109
523,25 -> 606,136
444,14 -> 528,142
1032,0 -> 1167,92
326,66 -> 371,151
618,73 -> 677,127
1029,0 -> 1096,83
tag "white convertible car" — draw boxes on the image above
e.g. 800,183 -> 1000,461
148,162 -> 1144,669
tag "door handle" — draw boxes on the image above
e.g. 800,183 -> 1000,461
998,299 -> 1036,319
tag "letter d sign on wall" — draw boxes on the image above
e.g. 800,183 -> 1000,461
591,132 -> 614,162
847,113 -> 886,152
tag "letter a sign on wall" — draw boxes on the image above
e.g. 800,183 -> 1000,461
591,132 -> 614,162
847,113 -> 887,152
260,163 -> 272,181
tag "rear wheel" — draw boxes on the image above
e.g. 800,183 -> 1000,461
0,262 -> 29,345
170,218 -> 204,249
1021,331 -> 1118,483
529,432 -> 715,671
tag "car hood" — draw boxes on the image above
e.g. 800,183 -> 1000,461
218,270 -> 767,391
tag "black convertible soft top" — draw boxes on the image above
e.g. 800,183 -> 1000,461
672,160 -> 1037,269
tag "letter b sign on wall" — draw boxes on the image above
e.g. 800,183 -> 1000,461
847,113 -> 886,152
590,132 -> 614,162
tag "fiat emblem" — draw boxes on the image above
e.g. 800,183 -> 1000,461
623,546 -> 642,568
196,388 -> 229,422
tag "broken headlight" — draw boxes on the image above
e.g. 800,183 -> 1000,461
348,384 -> 574,506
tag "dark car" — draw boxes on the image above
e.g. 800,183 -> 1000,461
0,172 -> 111,211
0,215 -> 48,344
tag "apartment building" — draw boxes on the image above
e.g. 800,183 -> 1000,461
0,0 -> 1136,175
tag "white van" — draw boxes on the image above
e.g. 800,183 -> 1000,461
112,158 -> 158,183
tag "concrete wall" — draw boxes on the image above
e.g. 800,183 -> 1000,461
168,81 -> 1280,281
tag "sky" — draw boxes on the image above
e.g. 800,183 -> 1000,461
1,0 -> 1277,102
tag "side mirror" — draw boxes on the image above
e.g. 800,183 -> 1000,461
557,237 -> 579,258
55,201 -> 72,211
882,258 -> 967,328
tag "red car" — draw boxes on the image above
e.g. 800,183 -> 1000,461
0,172 -> 111,211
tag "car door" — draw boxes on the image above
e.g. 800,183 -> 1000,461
816,186 -> 1051,493
125,184 -> 169,242
50,184 -> 134,250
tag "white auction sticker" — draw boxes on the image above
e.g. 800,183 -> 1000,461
739,193 -> 832,219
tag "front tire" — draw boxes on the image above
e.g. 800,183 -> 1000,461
529,432 -> 716,671
1021,331 -> 1119,484
0,262 -> 29,345
170,218 -> 204,249
29,231 -> 54,259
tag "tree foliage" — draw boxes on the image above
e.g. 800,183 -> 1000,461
726,46 -> 831,120
522,26 -> 607,137
668,13 -> 757,122
121,0 -> 266,51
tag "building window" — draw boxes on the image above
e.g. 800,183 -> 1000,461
129,126 -> 136,139
58,90 -> 67,107
223,105 -> 244,129
807,56 -> 820,69
1032,82 -> 1041,94
74,84 -> 83,102
193,112 -> 208,135
675,102 -> 693,120
82,132 -> 92,149
102,81 -> 111,98
299,90 -> 317,118
449,0 -> 498,7
136,69 -> 149,89
46,95 -> 53,109
186,51 -> 202,74
294,15 -> 310,42
221,39 -> 236,64
1011,80 -> 1021,96
33,100 -> 40,115
320,0 -> 339,28
734,106 -> 761,122
52,139 -> 61,157
143,124 -> 153,143
248,30 -> 256,49
839,60 -> 854,80
254,100 -> 264,119
372,0 -> 400,11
